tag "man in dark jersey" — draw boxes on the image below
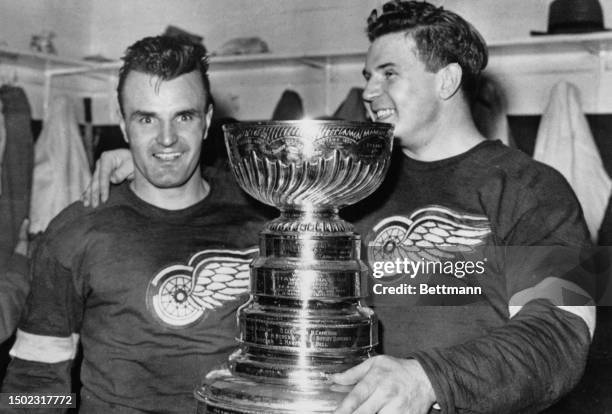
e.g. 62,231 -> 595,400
82,3 -> 596,413
330,2 -> 595,413
2,35 -> 265,413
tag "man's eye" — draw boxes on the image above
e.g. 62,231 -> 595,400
179,114 -> 193,122
139,116 -> 153,124
384,71 -> 396,79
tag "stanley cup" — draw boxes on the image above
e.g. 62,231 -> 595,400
195,120 -> 394,413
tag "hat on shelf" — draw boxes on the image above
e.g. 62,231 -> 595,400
531,0 -> 610,35
271,90 -> 304,121
163,25 -> 204,45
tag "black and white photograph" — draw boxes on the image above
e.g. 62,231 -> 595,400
0,1 -> 611,413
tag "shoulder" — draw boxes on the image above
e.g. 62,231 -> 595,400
471,142 -> 589,244
40,183 -> 135,256
469,142 -> 577,202
204,161 -> 276,219
43,201 -> 94,241
472,142 -> 557,177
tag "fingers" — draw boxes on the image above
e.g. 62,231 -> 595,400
112,161 -> 135,184
355,387 -> 407,414
377,401 -> 405,414
332,356 -> 436,414
331,357 -> 373,385
97,152 -> 118,205
81,183 -> 92,207
17,218 -> 30,240
82,158 -> 103,207
334,371 -> 380,414
85,159 -> 102,208
14,218 -> 30,256
82,149 -> 133,208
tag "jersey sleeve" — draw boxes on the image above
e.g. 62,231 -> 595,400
414,165 -> 595,413
0,252 -> 29,344
413,299 -> 590,413
500,166 -> 596,335
1,229 -> 83,396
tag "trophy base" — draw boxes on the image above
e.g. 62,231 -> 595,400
195,367 -> 351,414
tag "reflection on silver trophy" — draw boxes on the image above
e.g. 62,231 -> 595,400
196,120 -> 394,413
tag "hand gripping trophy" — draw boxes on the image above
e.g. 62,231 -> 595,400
196,120 -> 394,413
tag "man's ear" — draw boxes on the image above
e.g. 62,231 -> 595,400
202,104 -> 214,141
437,63 -> 462,100
119,114 -> 129,144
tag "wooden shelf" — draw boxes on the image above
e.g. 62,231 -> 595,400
208,50 -> 365,70
488,32 -> 612,56
3,31 -> 611,76
3,31 -> 612,119
210,32 -> 612,69
0,46 -> 109,70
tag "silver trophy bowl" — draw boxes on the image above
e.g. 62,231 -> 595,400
196,120 -> 394,414
224,120 -> 393,210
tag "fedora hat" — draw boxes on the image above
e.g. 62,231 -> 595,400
531,0 -> 610,35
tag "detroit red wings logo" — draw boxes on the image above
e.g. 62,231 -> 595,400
366,206 -> 491,279
147,248 -> 258,328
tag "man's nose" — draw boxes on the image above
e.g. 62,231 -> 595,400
362,78 -> 381,103
157,122 -> 178,146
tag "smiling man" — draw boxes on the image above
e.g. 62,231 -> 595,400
334,2 -> 596,413
2,36 -> 264,413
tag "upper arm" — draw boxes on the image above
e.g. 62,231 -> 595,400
500,167 -> 596,336
9,229 -> 84,362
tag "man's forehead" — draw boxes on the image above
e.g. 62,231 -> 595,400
123,70 -> 203,89
364,33 -> 418,70
122,71 -> 207,108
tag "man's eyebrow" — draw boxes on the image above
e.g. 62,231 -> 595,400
129,110 -> 156,120
376,62 -> 396,70
175,109 -> 201,117
362,62 -> 396,77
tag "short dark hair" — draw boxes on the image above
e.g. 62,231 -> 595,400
116,35 -> 212,115
367,0 -> 488,100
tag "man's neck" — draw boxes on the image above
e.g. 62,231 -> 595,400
402,130 -> 485,162
130,177 -> 210,210
402,101 -> 485,162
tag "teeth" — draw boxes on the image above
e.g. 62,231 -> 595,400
375,109 -> 395,120
154,152 -> 181,160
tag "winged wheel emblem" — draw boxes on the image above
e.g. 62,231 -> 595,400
366,206 -> 491,279
147,248 -> 258,328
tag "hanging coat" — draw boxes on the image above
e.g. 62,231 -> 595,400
533,81 -> 611,241
0,85 -> 34,271
333,87 -> 368,122
271,90 -> 304,120
29,96 -> 91,234
471,76 -> 515,147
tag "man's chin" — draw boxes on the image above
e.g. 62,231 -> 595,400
149,175 -> 189,189
154,181 -> 188,189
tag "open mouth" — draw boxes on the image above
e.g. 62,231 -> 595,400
154,152 -> 182,161
374,108 -> 395,121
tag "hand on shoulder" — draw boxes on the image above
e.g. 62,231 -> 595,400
82,149 -> 134,208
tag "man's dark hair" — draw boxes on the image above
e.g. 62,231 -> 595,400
367,0 -> 488,100
116,35 -> 212,115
